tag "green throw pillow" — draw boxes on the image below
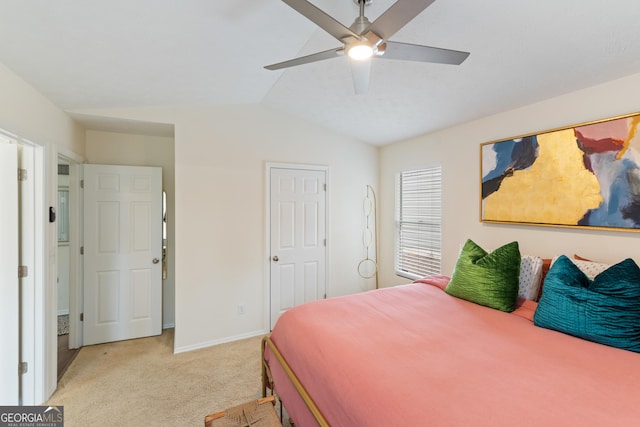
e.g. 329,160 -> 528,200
445,239 -> 521,312
533,255 -> 640,353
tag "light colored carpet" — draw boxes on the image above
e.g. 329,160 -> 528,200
46,329 -> 275,426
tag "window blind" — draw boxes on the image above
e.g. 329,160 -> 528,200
395,166 -> 442,279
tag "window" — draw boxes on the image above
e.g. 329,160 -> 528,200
395,166 -> 442,279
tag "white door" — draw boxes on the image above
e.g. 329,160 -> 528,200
269,167 -> 327,329
0,140 -> 19,404
83,164 -> 163,345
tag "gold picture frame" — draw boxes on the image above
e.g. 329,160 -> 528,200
480,112 -> 640,231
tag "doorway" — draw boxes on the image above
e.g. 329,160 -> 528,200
56,156 -> 80,380
267,164 -> 328,329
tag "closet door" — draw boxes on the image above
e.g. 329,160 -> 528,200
269,166 -> 327,329
0,141 -> 19,404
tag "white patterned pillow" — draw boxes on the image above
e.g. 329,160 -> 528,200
519,255 -> 543,300
550,256 -> 610,280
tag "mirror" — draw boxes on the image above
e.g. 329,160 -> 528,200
57,189 -> 69,242
163,191 -> 167,280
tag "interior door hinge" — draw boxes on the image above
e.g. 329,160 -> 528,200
19,362 -> 28,376
324,238 -> 327,247
18,265 -> 28,278
323,183 -> 327,191
80,179 -> 84,188
80,246 -> 84,255
80,313 -> 84,322
18,168 -> 27,181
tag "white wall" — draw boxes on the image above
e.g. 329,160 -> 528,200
0,63 -> 84,155
57,245 -> 70,315
84,130 -> 176,327
73,105 -> 379,352
379,71 -> 640,287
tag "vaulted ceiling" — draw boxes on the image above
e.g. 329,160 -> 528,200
2,0 -> 640,145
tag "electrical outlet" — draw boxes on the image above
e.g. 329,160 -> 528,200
237,304 -> 246,315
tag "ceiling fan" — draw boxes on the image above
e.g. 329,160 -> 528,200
265,0 -> 470,94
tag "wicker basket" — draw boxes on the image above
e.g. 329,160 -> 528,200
205,396 -> 281,427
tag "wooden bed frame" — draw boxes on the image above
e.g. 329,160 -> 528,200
261,336 -> 329,427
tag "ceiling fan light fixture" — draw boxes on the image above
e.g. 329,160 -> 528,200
347,42 -> 374,60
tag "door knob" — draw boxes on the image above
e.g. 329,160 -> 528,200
152,258 -> 160,264
272,256 -> 279,262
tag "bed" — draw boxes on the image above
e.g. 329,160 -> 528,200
261,244 -> 640,426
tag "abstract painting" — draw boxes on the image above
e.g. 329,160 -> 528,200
481,112 -> 640,230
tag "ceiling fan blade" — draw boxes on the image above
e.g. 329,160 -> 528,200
350,59 -> 371,95
282,0 -> 360,41
380,41 -> 469,65
365,0 -> 436,40
265,47 -> 344,70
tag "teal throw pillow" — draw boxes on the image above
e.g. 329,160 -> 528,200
445,239 -> 521,312
533,255 -> 640,353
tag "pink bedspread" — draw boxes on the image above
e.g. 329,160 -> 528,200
265,281 -> 640,426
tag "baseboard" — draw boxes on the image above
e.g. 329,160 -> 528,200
162,322 -> 175,330
57,309 -> 70,316
173,329 -> 268,354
